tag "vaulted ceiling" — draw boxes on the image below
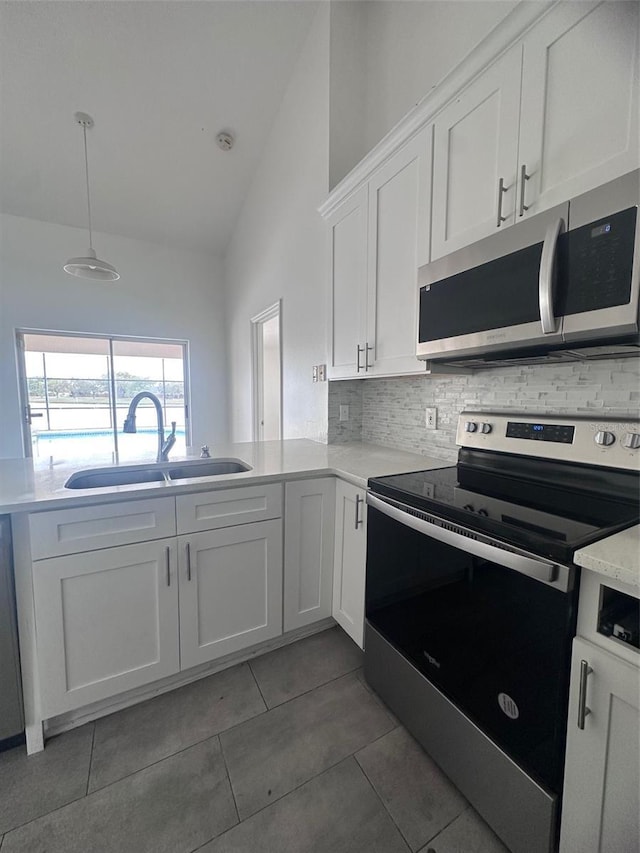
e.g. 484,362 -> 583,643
0,1 -> 318,255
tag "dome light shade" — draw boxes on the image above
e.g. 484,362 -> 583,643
64,248 -> 120,281
64,112 -> 119,282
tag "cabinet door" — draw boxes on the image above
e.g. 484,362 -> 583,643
519,1 -> 639,221
283,478 -> 335,632
431,44 -> 522,260
327,185 -> 368,379
179,520 -> 283,669
33,539 -> 180,716
367,128 -> 431,377
560,637 -> 640,853
332,480 -> 367,649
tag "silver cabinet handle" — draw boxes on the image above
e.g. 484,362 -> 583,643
186,542 -> 192,582
577,659 -> 593,730
518,165 -> 530,217
355,494 -> 364,529
356,344 -> 364,373
496,177 -> 508,227
539,217 -> 565,334
166,546 -> 171,587
366,493 -> 564,587
365,343 -> 372,372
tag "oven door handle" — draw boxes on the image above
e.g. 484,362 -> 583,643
367,493 -> 562,586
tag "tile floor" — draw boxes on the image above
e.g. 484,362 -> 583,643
0,626 -> 509,853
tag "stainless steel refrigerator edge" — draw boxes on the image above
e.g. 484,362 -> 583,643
0,517 -> 24,746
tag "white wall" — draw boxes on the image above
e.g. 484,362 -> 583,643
224,4 -> 330,443
329,0 -> 518,186
329,1 -> 367,190
0,213 -> 228,458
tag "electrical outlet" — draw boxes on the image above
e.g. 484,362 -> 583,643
425,407 -> 437,429
339,404 -> 349,422
318,364 -> 327,382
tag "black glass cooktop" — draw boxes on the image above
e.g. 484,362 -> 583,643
368,450 -> 640,564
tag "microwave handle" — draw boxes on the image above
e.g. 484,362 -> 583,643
539,217 -> 565,334
367,493 -> 562,587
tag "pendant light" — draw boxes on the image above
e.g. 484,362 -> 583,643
64,112 -> 120,281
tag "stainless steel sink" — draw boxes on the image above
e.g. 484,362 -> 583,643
64,458 -> 252,489
168,460 -> 251,479
65,467 -> 168,489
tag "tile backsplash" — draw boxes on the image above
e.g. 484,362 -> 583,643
328,359 -> 640,462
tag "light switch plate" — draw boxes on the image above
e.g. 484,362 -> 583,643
339,405 -> 349,422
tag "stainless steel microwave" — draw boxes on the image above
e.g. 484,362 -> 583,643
417,170 -> 639,366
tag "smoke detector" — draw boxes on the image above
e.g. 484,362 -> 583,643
216,131 -> 234,151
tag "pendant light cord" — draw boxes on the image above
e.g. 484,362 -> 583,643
82,124 -> 93,250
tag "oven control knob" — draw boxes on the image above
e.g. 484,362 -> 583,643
463,504 -> 474,512
594,430 -> 616,447
465,421 -> 478,433
623,432 -> 640,449
480,422 -> 492,434
478,509 -> 488,517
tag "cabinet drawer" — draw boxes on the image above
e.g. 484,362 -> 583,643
176,483 -> 282,534
29,497 -> 176,559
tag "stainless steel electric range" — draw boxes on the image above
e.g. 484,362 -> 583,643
364,412 -> 640,853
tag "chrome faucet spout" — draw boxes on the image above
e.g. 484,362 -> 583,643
123,391 -> 174,463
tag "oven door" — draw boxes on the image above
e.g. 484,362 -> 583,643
365,493 -> 577,795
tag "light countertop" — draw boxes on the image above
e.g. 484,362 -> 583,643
0,440 -> 450,515
575,525 -> 640,590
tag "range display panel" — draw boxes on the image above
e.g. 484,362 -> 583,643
506,422 -> 575,444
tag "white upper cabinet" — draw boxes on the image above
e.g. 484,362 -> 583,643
518,1 -> 639,221
431,45 -> 523,260
326,128 -> 431,379
431,1 -> 639,260
327,186 -> 368,379
367,128 -> 432,376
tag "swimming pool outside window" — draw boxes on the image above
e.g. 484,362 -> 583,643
18,331 -> 190,462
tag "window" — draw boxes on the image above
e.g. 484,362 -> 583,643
17,331 -> 190,462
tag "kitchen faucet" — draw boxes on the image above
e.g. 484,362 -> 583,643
123,391 -> 176,463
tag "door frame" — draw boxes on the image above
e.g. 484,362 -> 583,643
250,300 -> 283,442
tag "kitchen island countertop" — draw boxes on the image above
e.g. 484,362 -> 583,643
0,439 -> 450,514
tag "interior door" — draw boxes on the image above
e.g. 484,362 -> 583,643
251,302 -> 282,441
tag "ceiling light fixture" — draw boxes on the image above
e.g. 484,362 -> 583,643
64,112 -> 120,281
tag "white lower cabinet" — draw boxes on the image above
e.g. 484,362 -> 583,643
560,636 -> 640,853
283,478 -> 335,632
33,538 -> 180,716
179,520 -> 283,669
332,480 -> 367,649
